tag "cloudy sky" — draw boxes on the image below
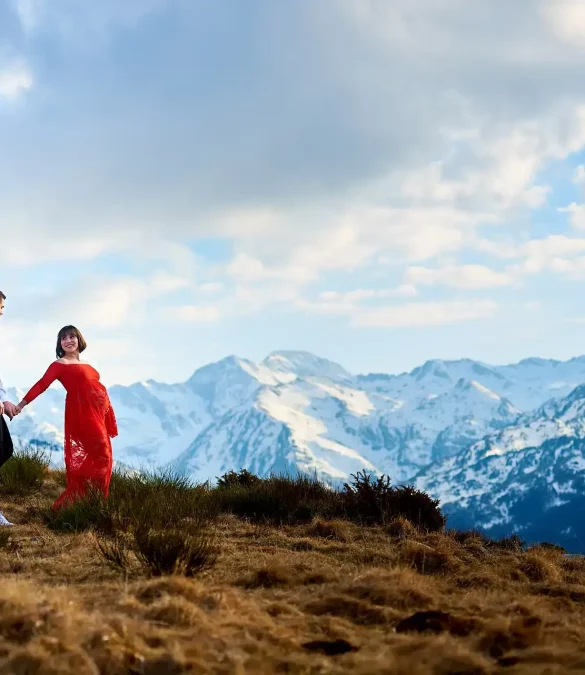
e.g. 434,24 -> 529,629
2,0 -> 585,386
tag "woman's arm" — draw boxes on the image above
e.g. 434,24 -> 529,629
17,362 -> 61,410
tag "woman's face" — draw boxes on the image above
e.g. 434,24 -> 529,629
61,332 -> 79,355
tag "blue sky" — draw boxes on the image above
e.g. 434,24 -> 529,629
3,0 -> 585,387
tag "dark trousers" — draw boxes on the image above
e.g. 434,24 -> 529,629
0,415 -> 13,469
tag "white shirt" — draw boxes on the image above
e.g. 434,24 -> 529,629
0,374 -> 7,403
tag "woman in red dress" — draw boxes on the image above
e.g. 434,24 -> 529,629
16,326 -> 118,509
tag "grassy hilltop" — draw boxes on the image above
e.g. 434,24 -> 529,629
0,450 -> 584,674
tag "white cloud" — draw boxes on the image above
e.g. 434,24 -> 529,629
6,0 -> 585,379
168,305 -> 221,324
471,238 -> 521,260
542,0 -> 585,48
523,185 -> 551,209
299,285 -> 418,316
548,255 -> 585,279
6,1 -> 585,271
501,232 -> 585,280
352,300 -> 499,328
57,277 -> 149,329
197,282 -> 223,295
574,165 -> 585,184
32,271 -> 197,331
11,0 -> 40,32
405,264 -> 514,289
559,202 -> 585,230
0,61 -> 33,102
325,285 -> 418,303
518,234 -> 585,274
225,221 -> 378,285
226,254 -> 267,283
149,271 -> 192,294
0,230 -> 126,267
232,284 -> 300,314
11,0 -> 166,43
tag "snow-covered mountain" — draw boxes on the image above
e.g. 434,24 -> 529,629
4,350 -> 585,486
413,383 -> 585,550
8,349 -> 585,547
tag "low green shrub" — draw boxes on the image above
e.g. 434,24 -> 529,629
0,446 -> 49,496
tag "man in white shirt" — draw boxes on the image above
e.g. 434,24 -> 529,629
0,291 -> 18,526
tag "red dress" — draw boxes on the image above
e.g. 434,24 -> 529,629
24,361 -> 118,509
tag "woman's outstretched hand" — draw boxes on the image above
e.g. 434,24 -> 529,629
13,401 -> 26,415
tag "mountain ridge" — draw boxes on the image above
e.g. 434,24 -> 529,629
6,349 -> 585,479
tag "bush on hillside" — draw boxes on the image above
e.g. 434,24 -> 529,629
210,474 -> 336,525
341,472 -> 394,525
40,464 -> 445,536
211,469 -> 445,531
0,446 -> 49,496
386,485 -> 445,532
217,468 -> 260,489
341,471 -> 445,531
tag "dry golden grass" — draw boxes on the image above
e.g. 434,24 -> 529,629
1,479 -> 585,673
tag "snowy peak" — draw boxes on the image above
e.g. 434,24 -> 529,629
454,378 -> 498,398
187,355 -> 254,385
414,378 -> 517,418
411,359 -> 453,382
262,351 -> 351,382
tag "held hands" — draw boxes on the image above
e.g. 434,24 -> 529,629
2,401 -> 21,420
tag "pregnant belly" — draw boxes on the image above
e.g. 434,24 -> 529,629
67,383 -> 110,415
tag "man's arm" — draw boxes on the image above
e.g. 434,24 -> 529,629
0,374 -> 6,403
0,375 -> 6,416
0,376 -> 18,419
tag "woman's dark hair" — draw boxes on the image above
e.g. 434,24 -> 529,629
0,291 -> 5,300
56,325 -> 87,358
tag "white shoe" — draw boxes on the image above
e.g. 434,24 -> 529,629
0,512 -> 13,526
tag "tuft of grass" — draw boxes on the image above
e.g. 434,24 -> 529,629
42,490 -> 112,533
239,564 -> 296,589
0,529 -> 11,549
305,594 -> 390,626
133,524 -> 217,577
0,446 -> 49,496
305,518 -> 354,542
398,539 -> 455,575
386,516 -> 418,540
95,521 -> 219,578
106,469 -> 214,532
44,469 -> 215,535
95,533 -> 132,572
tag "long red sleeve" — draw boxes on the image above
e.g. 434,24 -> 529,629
23,362 -> 61,404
